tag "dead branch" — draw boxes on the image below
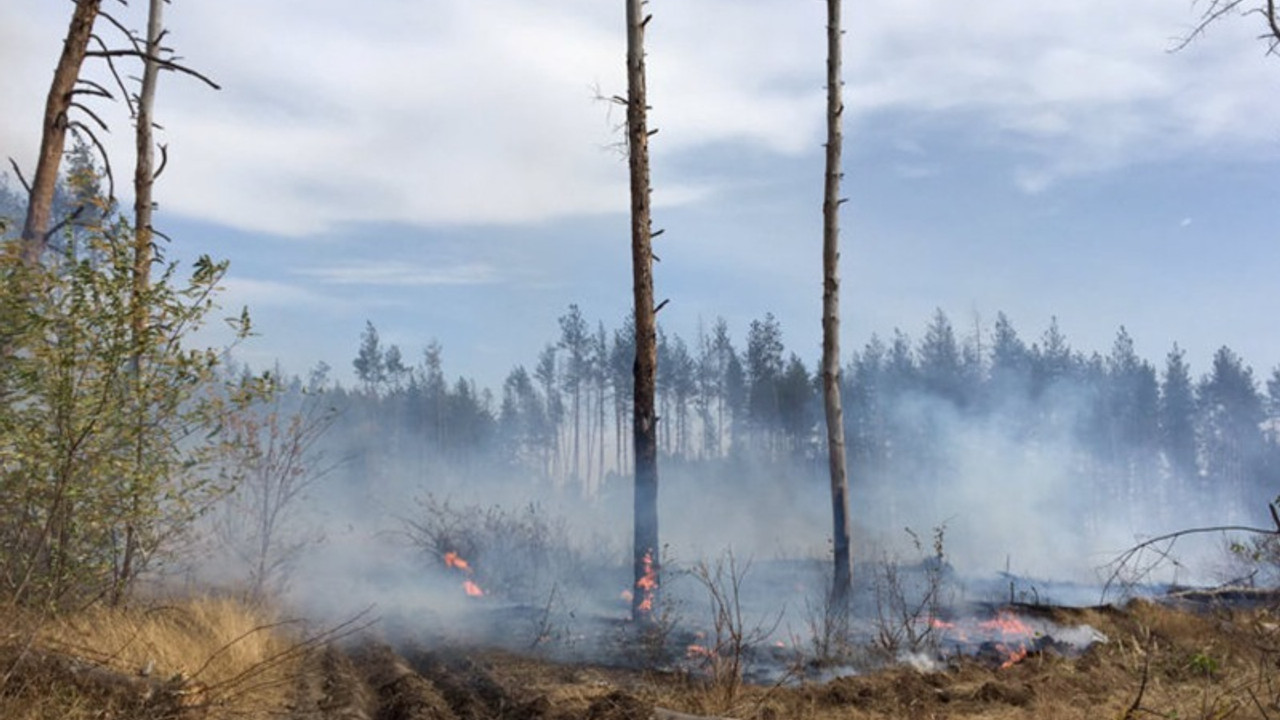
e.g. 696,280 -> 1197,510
43,205 -> 87,242
153,142 -> 168,180
1121,628 -> 1154,720
87,33 -> 135,118
1101,522 -> 1279,602
71,77 -> 114,100
7,159 -> 32,195
1174,0 -> 1280,53
66,122 -> 115,202
84,49 -> 221,90
68,101 -> 110,132
95,10 -> 145,55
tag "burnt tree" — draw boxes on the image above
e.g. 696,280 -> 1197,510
822,0 -> 853,606
626,0 -> 660,623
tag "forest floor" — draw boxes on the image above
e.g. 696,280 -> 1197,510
3,594 -> 1280,720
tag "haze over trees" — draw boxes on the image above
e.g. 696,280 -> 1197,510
332,307 -> 1280,552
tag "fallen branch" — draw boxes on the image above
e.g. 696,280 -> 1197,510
1101,519 -> 1279,602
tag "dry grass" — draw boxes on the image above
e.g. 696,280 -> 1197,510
2,592 -> 1279,720
0,595 -> 306,719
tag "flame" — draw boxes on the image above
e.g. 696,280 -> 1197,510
930,610 -> 1037,669
999,646 -> 1029,669
635,549 -> 658,613
443,551 -> 483,598
686,644 -> 714,659
979,610 -> 1034,637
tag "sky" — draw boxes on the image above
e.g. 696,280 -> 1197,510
3,1 -> 1280,392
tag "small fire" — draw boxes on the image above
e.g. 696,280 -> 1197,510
979,610 -> 1034,637
635,549 -> 658,613
443,551 -> 484,598
929,610 -> 1038,669
686,644 -> 714,659
1000,646 -> 1029,669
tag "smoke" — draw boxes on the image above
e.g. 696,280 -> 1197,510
177,356 -> 1274,659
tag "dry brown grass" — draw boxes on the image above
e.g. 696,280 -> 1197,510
2,594 -> 1278,720
0,595 -> 306,719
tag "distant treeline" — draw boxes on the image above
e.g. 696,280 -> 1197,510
316,306 -> 1278,532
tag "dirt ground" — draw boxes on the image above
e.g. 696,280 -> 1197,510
4,598 -> 1279,719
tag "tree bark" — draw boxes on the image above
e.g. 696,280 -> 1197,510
822,0 -> 853,607
20,0 -> 102,265
114,0 -> 165,608
626,0 -> 660,624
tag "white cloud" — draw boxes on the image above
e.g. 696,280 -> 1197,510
295,260 -> 499,287
4,1 -> 1279,233
219,277 -> 338,310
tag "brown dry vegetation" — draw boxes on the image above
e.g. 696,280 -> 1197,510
3,596 -> 1279,720
0,596 -> 305,719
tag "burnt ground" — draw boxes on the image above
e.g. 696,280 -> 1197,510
279,599 -> 1280,720
4,597 -> 1278,719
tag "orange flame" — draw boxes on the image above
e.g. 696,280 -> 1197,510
979,610 -> 1033,637
930,610 -> 1037,669
443,551 -> 483,598
999,646 -> 1029,669
686,644 -> 714,659
635,550 -> 658,613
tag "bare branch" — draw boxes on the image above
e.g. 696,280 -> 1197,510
7,159 -> 32,195
88,33 -> 135,117
67,122 -> 116,201
96,10 -> 145,54
1174,0 -> 1280,52
153,142 -> 168,180
84,48 -> 220,90
43,205 -> 86,243
72,77 -> 114,99
69,101 -> 110,131
1101,523 -> 1279,601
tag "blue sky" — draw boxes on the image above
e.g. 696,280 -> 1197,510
4,1 -> 1280,391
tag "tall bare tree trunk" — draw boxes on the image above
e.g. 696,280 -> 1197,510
133,0 -> 162,283
626,0 -> 660,623
822,0 -> 853,607
20,0 -> 102,264
115,0 -> 165,607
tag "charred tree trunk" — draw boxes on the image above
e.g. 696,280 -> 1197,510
822,0 -> 853,607
626,0 -> 660,623
20,0 -> 102,264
